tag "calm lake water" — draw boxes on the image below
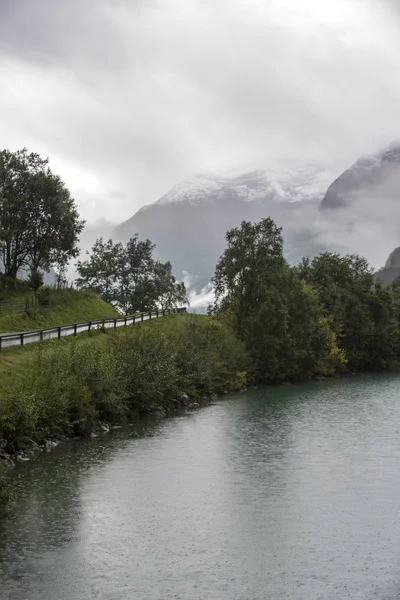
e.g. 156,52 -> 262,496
2,375 -> 400,599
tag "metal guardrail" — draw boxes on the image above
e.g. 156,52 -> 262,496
0,307 -> 187,350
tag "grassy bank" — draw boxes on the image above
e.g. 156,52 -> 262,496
0,314 -> 249,509
0,288 -> 118,333
0,314 -> 248,443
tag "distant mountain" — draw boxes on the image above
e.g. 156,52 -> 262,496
375,247 -> 400,285
114,164 -> 334,291
321,142 -> 400,210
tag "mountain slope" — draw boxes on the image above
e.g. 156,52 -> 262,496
375,247 -> 400,285
115,165 -> 332,290
321,142 -> 400,210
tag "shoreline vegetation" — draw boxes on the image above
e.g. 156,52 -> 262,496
3,165 -> 400,512
0,314 -> 249,509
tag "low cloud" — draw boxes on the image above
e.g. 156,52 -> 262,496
0,0 -> 399,224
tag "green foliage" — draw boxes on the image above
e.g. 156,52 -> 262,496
213,218 -> 398,382
110,315 -> 248,409
76,236 -> 188,314
0,340 -> 125,438
298,253 -> 400,372
0,315 -> 248,439
0,463 -> 11,510
36,285 -> 51,307
213,218 -> 284,337
212,219 -> 339,382
0,148 -> 84,281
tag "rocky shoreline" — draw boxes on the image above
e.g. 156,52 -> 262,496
0,390 -> 246,468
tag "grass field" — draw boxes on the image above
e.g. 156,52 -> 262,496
0,288 -> 119,334
0,313 -> 208,400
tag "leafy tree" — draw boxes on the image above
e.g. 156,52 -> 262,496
213,219 -> 347,382
117,235 -> 155,313
297,252 -> 389,371
213,218 -> 284,337
27,268 -> 44,295
0,148 -> 84,282
76,236 -> 188,313
76,238 -> 124,304
152,261 -> 188,311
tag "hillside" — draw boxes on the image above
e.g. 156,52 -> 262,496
321,141 -> 400,210
114,165 -> 332,291
0,288 -> 118,334
375,247 -> 400,285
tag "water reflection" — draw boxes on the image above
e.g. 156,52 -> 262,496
2,376 -> 400,599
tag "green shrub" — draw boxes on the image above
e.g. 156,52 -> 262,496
0,315 -> 250,440
0,463 -> 11,510
36,286 -> 51,307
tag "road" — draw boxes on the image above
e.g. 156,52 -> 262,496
0,312 -> 155,350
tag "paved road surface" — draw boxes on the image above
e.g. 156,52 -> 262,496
0,313 -> 153,350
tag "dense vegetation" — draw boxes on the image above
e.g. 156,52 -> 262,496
212,217 -> 400,382
76,236 -> 188,313
0,312 -> 247,509
0,147 -> 188,329
0,315 -> 247,441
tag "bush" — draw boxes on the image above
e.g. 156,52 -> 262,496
36,286 -> 52,307
0,315 -> 249,439
0,463 -> 11,510
28,270 -> 44,294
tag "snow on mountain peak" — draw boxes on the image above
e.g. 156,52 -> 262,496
155,162 -> 335,208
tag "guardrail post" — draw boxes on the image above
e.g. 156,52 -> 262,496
21,333 -> 24,346
141,313 -> 144,322
88,321 -> 92,333
40,330 -> 43,342
114,318 -> 117,328
156,310 -> 159,318
102,319 -> 105,329
74,323 -> 77,336
58,327 -> 61,340
125,317 -> 127,326
149,311 -> 152,319
0,336 -> 2,351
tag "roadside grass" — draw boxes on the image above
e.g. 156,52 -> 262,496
0,289 -> 119,334
0,313 -> 249,439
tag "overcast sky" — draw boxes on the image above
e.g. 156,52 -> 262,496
1,0 -> 399,224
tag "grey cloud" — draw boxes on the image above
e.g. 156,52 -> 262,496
0,0 -> 140,69
0,0 -> 399,224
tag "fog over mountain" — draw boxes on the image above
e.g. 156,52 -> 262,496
1,0 -> 400,302
1,0 -> 400,224
114,163 -> 334,291
112,140 -> 400,306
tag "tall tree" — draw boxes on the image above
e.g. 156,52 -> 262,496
76,238 -> 124,304
213,218 -> 284,337
76,236 -> 188,313
152,261 -> 189,311
117,235 -> 155,313
0,148 -> 84,282
213,219 -> 345,382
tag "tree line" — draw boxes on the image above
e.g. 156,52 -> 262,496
212,217 -> 400,382
0,148 -> 188,311
75,237 -> 188,313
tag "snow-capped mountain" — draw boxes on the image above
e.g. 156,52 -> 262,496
114,163 -> 334,291
155,163 -> 335,207
321,142 -> 400,209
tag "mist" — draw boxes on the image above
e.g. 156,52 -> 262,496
1,0 -> 400,224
